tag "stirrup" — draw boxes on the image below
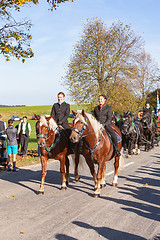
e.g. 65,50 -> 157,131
115,149 -> 121,157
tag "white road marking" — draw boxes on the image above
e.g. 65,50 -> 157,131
106,161 -> 134,176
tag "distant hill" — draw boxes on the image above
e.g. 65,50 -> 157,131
0,105 -> 26,107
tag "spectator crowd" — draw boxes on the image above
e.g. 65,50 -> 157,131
0,115 -> 31,172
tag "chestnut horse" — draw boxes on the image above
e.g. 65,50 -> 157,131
35,115 -> 80,194
70,110 -> 122,197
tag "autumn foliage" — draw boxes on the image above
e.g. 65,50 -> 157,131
64,18 -> 159,113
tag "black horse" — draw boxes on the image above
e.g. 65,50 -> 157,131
141,110 -> 157,151
120,111 -> 143,157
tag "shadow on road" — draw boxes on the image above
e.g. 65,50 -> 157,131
55,234 -> 78,240
72,221 -> 146,240
100,158 -> 160,222
0,166 -> 94,196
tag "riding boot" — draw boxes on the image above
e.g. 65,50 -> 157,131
105,125 -> 121,157
114,145 -> 121,157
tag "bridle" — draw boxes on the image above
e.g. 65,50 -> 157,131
71,115 -> 103,161
36,120 -> 61,153
72,116 -> 88,137
121,117 -> 131,135
141,114 -> 151,129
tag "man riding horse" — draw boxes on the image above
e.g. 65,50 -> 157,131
93,94 -> 121,157
143,101 -> 158,135
50,92 -> 71,136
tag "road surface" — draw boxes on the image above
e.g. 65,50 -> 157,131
0,147 -> 160,240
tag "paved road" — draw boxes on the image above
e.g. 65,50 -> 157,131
0,147 -> 160,240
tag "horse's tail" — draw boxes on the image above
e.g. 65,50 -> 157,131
68,153 -> 85,173
118,151 -> 125,171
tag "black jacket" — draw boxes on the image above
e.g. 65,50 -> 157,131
51,102 -> 70,129
93,104 -> 112,127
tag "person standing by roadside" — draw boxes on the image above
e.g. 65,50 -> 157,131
15,118 -> 23,154
6,119 -> 19,171
0,114 -> 7,160
18,116 -> 31,157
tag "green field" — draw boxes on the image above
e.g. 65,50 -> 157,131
0,104 -> 90,150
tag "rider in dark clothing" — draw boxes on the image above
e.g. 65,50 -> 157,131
50,92 -> 71,136
93,95 -> 121,157
143,102 -> 158,135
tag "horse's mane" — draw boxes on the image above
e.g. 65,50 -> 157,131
75,112 -> 104,140
40,115 -> 58,131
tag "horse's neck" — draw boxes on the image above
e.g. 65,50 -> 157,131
45,129 -> 56,146
84,122 -> 101,147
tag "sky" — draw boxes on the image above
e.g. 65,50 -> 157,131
0,0 -> 160,106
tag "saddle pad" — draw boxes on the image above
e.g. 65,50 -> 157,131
115,131 -> 122,143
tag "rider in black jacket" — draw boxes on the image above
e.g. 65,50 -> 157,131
93,95 -> 121,157
51,92 -> 71,135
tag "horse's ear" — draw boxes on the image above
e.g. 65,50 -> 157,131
82,109 -> 85,117
72,110 -> 77,116
46,116 -> 53,121
35,114 -> 40,120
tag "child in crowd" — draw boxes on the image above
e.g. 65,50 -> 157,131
6,119 -> 19,172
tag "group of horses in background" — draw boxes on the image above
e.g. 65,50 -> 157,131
113,109 -> 158,157
35,108 -> 158,197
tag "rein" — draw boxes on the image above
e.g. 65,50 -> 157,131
72,115 -> 114,161
84,133 -> 103,161
37,122 -> 61,153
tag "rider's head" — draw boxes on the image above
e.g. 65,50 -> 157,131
98,94 -> 106,106
146,102 -> 150,109
58,92 -> 65,104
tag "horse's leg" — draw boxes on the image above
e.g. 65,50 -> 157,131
112,156 -> 120,187
38,155 -> 48,194
60,155 -> 67,190
65,156 -> 70,186
74,142 -> 80,182
137,135 -> 141,155
128,140 -> 132,158
151,133 -> 154,148
133,138 -> 137,155
100,163 -> 106,188
84,151 -> 97,190
94,161 -> 105,197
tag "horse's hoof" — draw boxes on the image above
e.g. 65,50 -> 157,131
100,183 -> 106,188
61,186 -> 67,190
38,190 -> 44,195
112,183 -> 118,187
93,193 -> 100,198
66,181 -> 69,187
74,177 -> 80,182
127,155 -> 131,158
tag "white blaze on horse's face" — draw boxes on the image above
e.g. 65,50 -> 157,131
70,114 -> 86,143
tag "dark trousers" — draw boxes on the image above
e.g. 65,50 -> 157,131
20,134 -> 29,155
105,125 -> 118,148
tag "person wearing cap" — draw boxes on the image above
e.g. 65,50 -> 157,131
93,94 -> 121,157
